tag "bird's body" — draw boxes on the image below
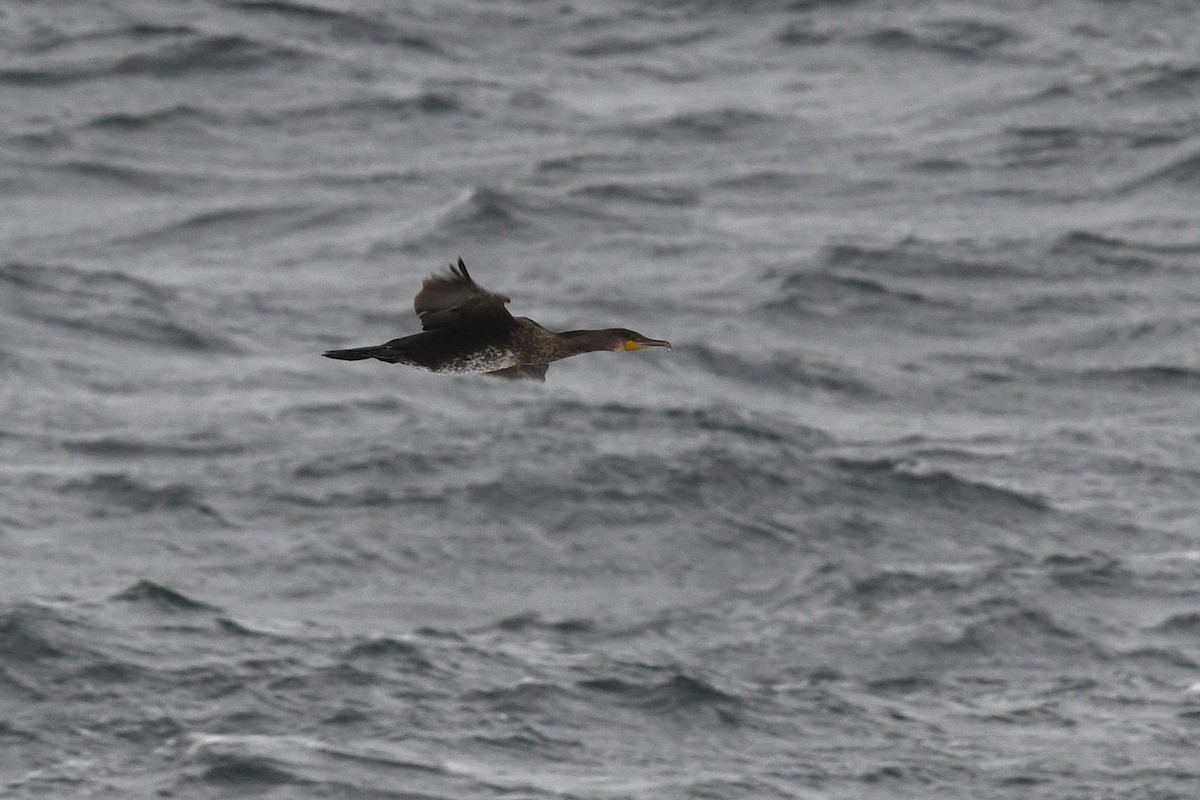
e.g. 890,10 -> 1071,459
323,259 -> 669,381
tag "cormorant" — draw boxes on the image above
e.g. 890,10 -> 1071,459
322,258 -> 670,381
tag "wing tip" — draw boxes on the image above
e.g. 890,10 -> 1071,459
452,257 -> 470,282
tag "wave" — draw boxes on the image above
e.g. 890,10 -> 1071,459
110,580 -> 221,613
861,18 -> 1021,61
833,457 -> 1050,513
429,186 -> 534,240
1051,229 -> 1200,259
915,153 -> 975,174
490,612 -> 594,635
864,675 -> 940,695
531,152 -> 644,185
1020,355 -> 1200,390
1070,365 -> 1200,389
847,567 -> 975,602
1007,287 -> 1137,317
1118,147 -> 1200,194
0,33 -> 309,87
685,343 -> 883,397
564,27 -> 716,58
525,401 -> 829,449
291,445 -> 452,481
0,259 -> 166,297
194,752 -> 304,788
1108,61 -> 1200,100
269,91 -> 464,126
1020,307 -> 1200,362
1041,553 -> 1133,590
0,261 -> 240,354
186,736 -> 512,800
906,604 -> 1098,664
1151,612 -> 1200,635
999,119 -> 1185,175
342,636 -> 434,671
60,473 -> 231,523
0,603 -> 69,667
62,313 -> 234,354
999,125 -> 1086,168
468,725 -> 584,762
711,169 -> 805,191
50,158 -> 190,193
821,241 -> 1035,280
112,34 -> 310,79
568,180 -> 701,207
408,186 -> 620,246
82,103 -> 221,134
231,0 -> 443,51
63,432 -> 245,459
0,604 -> 157,714
764,269 -> 939,318
1113,646 -> 1198,671
107,199 -> 375,259
578,671 -> 739,721
0,601 -> 161,700
4,123 -> 72,152
122,201 -> 344,241
776,20 -> 833,47
11,20 -> 195,60
663,404 -> 828,445
623,107 -> 782,142
0,66 -> 74,87
469,680 -> 576,715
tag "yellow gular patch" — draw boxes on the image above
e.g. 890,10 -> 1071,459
625,340 -> 641,351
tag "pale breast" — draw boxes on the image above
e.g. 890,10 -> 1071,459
429,346 -> 518,375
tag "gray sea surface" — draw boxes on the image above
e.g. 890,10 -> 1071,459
4,1 -> 1200,797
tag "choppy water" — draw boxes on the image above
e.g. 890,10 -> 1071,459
5,1 -> 1200,797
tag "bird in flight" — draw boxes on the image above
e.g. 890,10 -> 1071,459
322,258 -> 670,381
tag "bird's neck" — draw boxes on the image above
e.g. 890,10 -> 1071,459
554,329 -> 616,355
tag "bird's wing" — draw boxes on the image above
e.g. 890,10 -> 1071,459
486,364 -> 548,382
414,258 -> 512,330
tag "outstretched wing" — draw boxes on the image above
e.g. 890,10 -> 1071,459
414,258 -> 512,331
486,364 -> 549,382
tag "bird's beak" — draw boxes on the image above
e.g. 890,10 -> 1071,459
632,337 -> 671,350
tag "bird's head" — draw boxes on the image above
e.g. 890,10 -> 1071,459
606,329 -> 672,352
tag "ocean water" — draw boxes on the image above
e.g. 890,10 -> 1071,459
4,1 -> 1200,797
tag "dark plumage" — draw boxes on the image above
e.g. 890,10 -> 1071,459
322,259 -> 670,381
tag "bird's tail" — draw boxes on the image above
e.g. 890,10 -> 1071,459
323,345 -> 396,362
